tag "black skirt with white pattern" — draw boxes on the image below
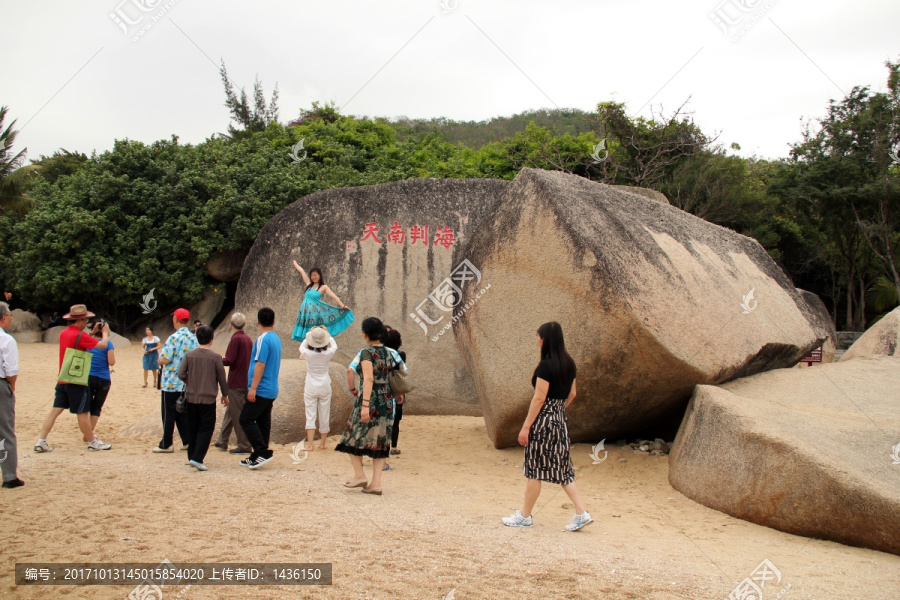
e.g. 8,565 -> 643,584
523,397 -> 575,485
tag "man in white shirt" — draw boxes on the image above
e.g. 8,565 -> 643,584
299,326 -> 337,451
0,302 -> 23,488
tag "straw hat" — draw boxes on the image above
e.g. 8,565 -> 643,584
62,304 -> 96,320
306,327 -> 330,349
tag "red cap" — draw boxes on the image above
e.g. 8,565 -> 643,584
173,308 -> 190,322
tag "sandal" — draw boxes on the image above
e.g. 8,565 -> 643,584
343,478 -> 368,489
390,449 -> 400,455
143,383 -> 148,388
362,487 -> 382,495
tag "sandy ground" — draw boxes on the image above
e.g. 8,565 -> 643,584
1,343 -> 898,600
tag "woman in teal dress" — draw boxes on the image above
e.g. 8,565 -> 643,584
335,317 -> 395,495
290,261 -> 354,342
141,327 -> 160,389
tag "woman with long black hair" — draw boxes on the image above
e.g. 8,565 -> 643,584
289,261 -> 354,342
335,317 -> 394,495
502,321 -> 593,531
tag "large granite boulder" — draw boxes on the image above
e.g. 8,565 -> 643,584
8,309 -> 42,343
668,357 -> 900,556
840,306 -> 900,361
235,178 -> 508,416
455,168 -> 826,448
796,289 -> 837,364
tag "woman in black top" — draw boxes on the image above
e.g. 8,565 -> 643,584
501,322 -> 593,531
383,328 -> 406,455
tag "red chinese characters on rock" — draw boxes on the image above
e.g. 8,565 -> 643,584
358,222 -> 457,248
360,222 -> 383,244
409,225 -> 429,246
387,222 -> 406,245
433,227 -> 456,249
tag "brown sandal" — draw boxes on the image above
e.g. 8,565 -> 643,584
343,478 -> 368,489
362,487 -> 382,495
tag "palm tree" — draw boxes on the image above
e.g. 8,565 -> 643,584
0,105 -> 41,214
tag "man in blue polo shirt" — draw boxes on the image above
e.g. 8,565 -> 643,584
239,307 -> 281,469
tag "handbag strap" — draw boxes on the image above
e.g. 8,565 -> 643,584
73,332 -> 83,351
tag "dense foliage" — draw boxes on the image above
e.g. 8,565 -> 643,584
0,61 -> 897,332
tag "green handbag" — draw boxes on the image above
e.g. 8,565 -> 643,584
58,332 -> 93,386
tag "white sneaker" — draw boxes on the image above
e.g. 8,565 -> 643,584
152,446 -> 174,453
34,440 -> 53,453
189,460 -> 208,471
565,511 -> 594,532
501,510 -> 533,528
88,439 -> 112,451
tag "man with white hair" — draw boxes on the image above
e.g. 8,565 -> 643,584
213,312 -> 253,454
0,301 -> 24,488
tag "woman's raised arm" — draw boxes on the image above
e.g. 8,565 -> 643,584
291,260 -> 311,286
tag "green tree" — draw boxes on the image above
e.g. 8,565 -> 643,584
785,60 -> 900,326
0,105 -> 42,215
592,100 -> 711,188
219,61 -> 279,140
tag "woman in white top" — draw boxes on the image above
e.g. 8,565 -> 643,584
141,327 -> 161,389
299,326 -> 338,450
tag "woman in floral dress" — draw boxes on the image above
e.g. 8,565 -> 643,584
335,317 -> 395,495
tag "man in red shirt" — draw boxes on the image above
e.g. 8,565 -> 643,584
34,304 -> 112,452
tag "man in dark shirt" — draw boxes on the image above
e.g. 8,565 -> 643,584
213,313 -> 253,454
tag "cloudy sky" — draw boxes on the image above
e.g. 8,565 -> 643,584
3,0 -> 898,162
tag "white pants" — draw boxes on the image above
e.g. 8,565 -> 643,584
304,388 -> 331,433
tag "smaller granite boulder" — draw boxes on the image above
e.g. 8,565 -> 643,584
206,249 -> 248,282
611,185 -> 670,204
42,325 -> 66,344
669,357 -> 900,556
840,306 -> 900,361
8,309 -> 42,343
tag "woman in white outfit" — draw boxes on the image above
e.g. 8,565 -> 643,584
299,326 -> 338,450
